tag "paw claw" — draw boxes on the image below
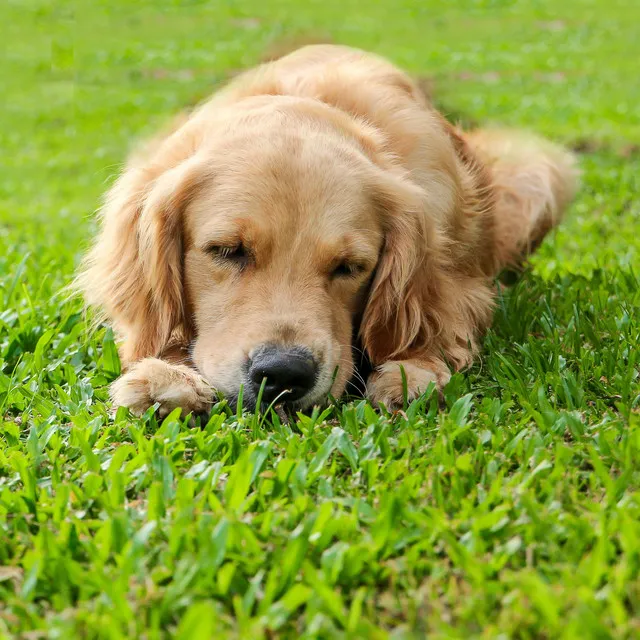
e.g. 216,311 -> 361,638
366,360 -> 450,409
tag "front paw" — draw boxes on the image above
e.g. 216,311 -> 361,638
110,358 -> 213,418
366,360 -> 450,409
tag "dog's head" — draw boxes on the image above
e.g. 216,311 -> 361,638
82,98 -> 455,410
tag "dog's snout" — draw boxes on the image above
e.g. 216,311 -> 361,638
248,346 -> 318,404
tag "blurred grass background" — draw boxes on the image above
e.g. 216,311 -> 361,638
2,0 -> 639,275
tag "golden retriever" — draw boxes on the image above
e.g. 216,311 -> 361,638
78,45 -> 578,416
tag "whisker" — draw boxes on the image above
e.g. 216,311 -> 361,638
334,356 -> 368,393
350,343 -> 368,358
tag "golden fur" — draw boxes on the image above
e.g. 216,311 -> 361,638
78,45 -> 578,413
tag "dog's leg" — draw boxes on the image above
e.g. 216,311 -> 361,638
366,133 -> 577,409
363,276 -> 494,409
110,358 -> 212,418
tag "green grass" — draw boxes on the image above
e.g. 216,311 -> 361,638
1,0 -> 639,637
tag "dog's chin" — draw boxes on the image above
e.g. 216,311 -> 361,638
223,372 -> 336,415
224,388 -> 328,415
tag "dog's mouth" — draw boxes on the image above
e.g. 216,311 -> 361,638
218,347 -> 372,415
224,386 -> 322,414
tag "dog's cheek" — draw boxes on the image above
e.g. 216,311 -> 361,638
333,353 -> 354,397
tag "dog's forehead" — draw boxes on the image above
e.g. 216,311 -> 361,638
191,190 -> 381,252
188,153 -> 381,240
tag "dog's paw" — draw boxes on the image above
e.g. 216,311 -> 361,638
366,360 -> 451,409
110,358 -> 213,418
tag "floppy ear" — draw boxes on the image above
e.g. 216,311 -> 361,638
359,169 -> 443,363
360,167 -> 494,370
78,155 -> 207,364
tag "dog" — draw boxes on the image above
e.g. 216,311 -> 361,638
77,44 -> 578,416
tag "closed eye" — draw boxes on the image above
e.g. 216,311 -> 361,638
331,260 -> 367,279
205,243 -> 251,267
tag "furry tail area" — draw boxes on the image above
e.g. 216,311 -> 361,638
465,129 -> 580,269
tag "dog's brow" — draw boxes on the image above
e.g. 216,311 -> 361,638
195,217 -> 256,251
340,233 -> 382,260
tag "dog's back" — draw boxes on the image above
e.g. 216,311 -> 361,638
203,44 -> 578,273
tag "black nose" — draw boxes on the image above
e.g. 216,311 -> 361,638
248,346 -> 318,405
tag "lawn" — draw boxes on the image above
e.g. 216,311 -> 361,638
1,0 -> 639,637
